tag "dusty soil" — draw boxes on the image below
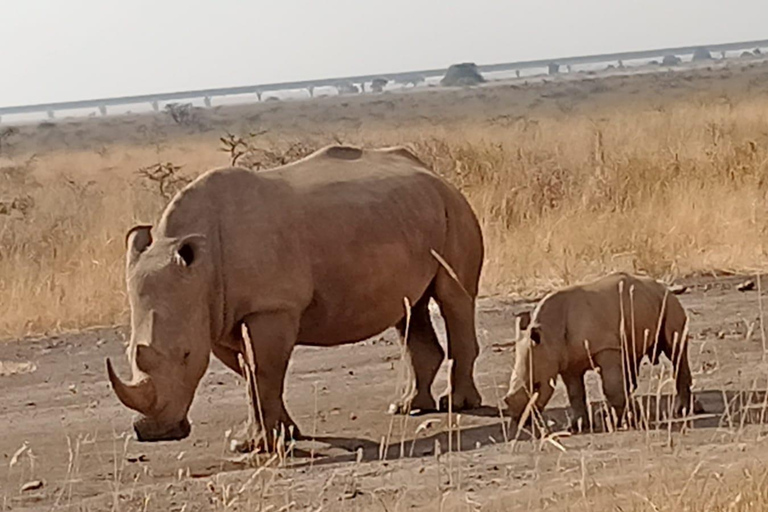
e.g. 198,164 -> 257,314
3,273 -> 768,511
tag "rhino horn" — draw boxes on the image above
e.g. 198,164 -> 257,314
106,358 -> 157,414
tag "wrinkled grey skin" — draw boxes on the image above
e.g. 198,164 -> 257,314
106,145 -> 485,447
504,272 -> 703,431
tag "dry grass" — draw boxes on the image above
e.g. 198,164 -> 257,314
2,92 -> 768,339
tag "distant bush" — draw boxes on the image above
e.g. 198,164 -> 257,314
164,102 -> 197,126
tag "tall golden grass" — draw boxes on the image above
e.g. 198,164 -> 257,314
1,95 -> 768,339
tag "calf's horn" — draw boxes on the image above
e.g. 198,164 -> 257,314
106,358 -> 157,414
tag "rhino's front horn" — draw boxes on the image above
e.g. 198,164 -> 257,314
106,358 -> 157,414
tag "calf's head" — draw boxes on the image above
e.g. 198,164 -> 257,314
503,310 -> 561,422
106,225 -> 213,442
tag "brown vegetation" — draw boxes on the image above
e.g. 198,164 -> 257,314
2,63 -> 768,338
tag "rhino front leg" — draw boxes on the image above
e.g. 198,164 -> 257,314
562,370 -> 588,432
242,311 -> 302,449
211,343 -> 244,376
594,350 -> 629,428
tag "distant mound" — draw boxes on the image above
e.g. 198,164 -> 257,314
441,63 -> 486,87
692,47 -> 712,61
741,51 -> 755,58
661,54 -> 682,66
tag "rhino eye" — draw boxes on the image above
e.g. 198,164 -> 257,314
183,350 -> 191,364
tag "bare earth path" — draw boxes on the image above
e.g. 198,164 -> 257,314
3,273 -> 768,511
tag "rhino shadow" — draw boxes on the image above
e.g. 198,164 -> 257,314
204,389 -> 768,473
288,388 -> 768,468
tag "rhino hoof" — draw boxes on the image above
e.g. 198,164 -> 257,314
438,390 -> 482,412
568,417 -> 590,434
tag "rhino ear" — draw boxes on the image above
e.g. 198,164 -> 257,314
173,234 -> 206,268
530,326 -> 542,346
126,225 -> 152,262
517,311 -> 532,331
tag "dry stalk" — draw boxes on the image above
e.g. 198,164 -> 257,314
446,358 -> 455,488
490,371 -> 510,444
759,273 -> 767,359
383,297 -> 413,461
618,280 -> 632,430
310,382 -> 318,469
240,324 -> 268,463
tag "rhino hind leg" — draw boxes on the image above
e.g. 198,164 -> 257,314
389,294 -> 444,415
433,269 -> 482,412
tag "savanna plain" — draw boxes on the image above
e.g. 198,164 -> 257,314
3,59 -> 768,511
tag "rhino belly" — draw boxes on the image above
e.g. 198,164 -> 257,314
296,241 -> 440,346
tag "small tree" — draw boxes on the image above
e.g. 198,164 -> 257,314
0,127 -> 19,155
137,162 -> 191,199
164,103 -> 196,126
219,131 -> 318,171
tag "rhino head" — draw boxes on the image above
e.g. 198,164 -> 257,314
106,225 -> 213,442
503,310 -> 561,422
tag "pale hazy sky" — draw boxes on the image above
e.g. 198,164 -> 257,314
2,0 -> 766,106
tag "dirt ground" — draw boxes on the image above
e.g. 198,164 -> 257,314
3,273 -> 768,511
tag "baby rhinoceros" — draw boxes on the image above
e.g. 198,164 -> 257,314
504,272 -> 703,431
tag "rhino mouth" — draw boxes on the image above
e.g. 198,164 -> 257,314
133,416 -> 191,442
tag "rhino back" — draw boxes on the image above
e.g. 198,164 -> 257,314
536,273 -> 678,368
152,146 -> 473,345
275,147 -> 460,343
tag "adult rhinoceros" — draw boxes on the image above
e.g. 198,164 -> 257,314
106,145 -> 484,445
